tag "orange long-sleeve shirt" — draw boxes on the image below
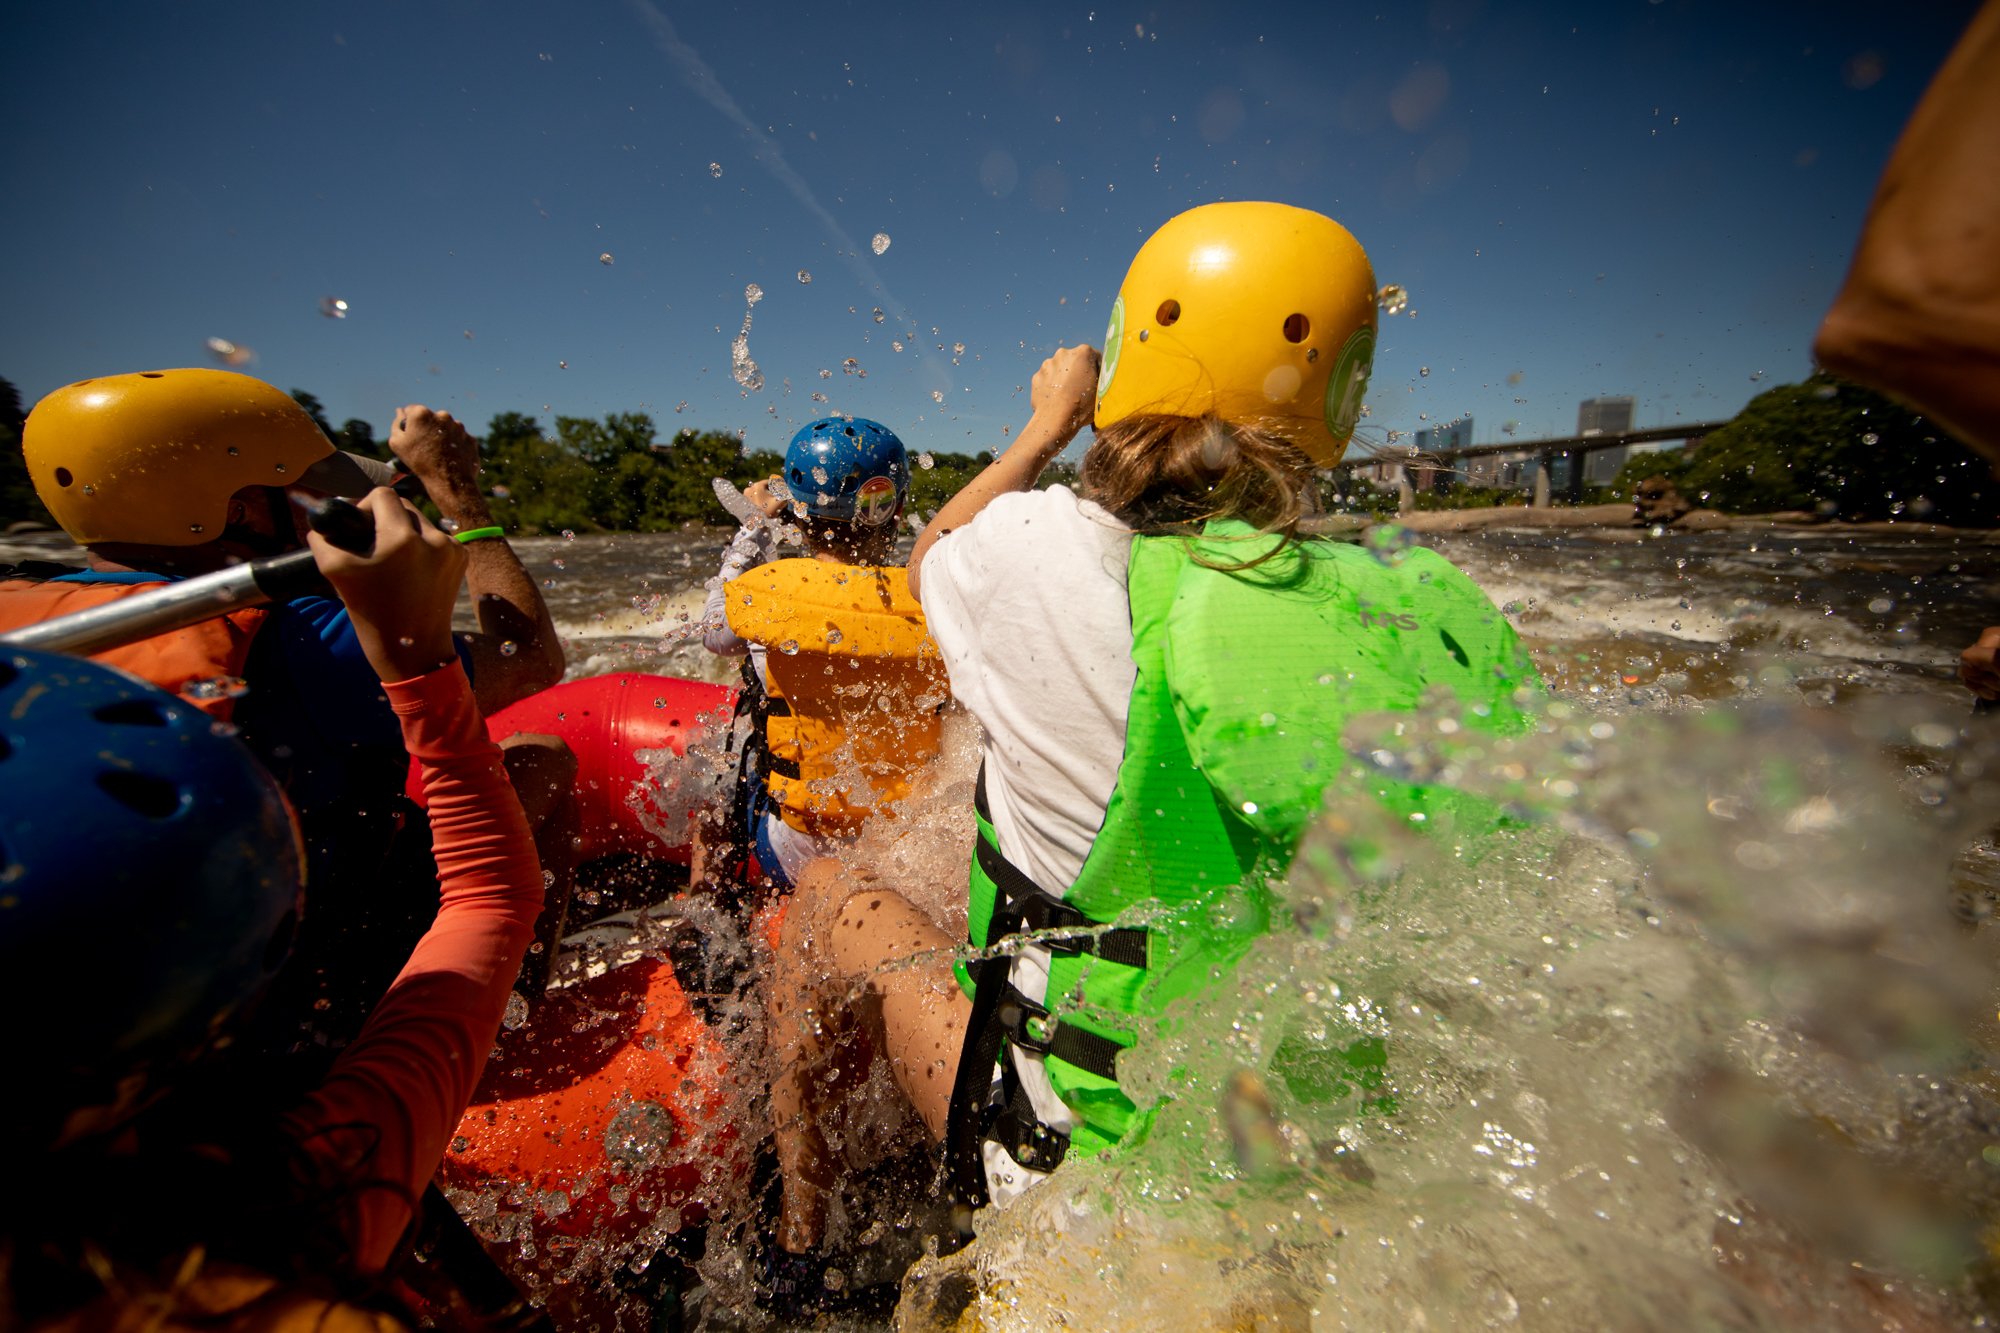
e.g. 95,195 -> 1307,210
280,662 -> 544,1273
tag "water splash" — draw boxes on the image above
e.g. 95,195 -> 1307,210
901,696 -> 2000,1329
731,284 -> 765,392
871,232 -> 892,255
204,337 -> 254,367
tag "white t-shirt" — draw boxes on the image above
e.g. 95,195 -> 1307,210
916,485 -> 1138,894
922,485 -> 1141,1197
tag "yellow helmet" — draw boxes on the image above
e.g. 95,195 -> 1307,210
23,368 -> 391,547
1093,201 -> 1377,466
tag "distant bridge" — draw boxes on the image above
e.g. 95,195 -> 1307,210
1351,420 -> 1732,504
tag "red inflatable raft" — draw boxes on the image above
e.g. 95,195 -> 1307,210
436,673 -> 754,1288
410,671 -> 738,863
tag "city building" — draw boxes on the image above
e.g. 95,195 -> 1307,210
1579,396 -> 1636,484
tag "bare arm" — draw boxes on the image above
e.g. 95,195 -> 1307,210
390,405 -> 566,711
1814,0 -> 2000,464
907,344 -> 1099,601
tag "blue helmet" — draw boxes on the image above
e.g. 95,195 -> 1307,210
782,417 -> 910,526
0,649 -> 303,1146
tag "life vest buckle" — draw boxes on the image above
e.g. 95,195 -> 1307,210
996,987 -> 1055,1056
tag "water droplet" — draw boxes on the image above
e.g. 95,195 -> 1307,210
81,483 -> 95,496
891,339 -> 905,352
558,360 -> 568,369
205,336 -> 254,367
185,675 -> 250,700
709,161 -> 723,178
1376,284 -> 1408,315
674,400 -> 688,413
319,296 -> 349,319
273,462 -> 287,473
502,992 -> 529,1030
797,269 -> 812,284
1749,370 -> 1765,382
825,629 -> 844,647
778,639 -> 800,655
842,357 -> 861,375
500,641 -> 519,657
1419,366 -> 1431,378
745,283 -> 763,305
930,389 -> 944,404
817,368 -> 833,380
871,232 -> 891,255
811,391 -> 829,403
598,251 -> 614,265
952,341 -> 966,355
917,452 -> 935,470
872,307 -> 885,324
1863,432 -> 1880,445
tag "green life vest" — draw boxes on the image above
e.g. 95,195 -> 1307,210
943,521 -> 1536,1201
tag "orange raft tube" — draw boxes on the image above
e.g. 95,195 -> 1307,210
436,673 -> 751,1284
409,671 -> 739,862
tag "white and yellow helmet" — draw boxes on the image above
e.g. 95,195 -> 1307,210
1094,201 -> 1377,466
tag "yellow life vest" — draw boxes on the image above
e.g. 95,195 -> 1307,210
724,559 -> 948,835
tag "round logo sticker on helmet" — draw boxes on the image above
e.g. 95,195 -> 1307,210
854,474 -> 899,526
1097,295 -> 1125,401
1323,325 -> 1375,442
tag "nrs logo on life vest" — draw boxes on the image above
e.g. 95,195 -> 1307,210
1358,607 -> 1418,631
854,475 -> 898,526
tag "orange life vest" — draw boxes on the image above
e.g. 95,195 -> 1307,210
0,576 -> 269,721
723,559 -> 948,835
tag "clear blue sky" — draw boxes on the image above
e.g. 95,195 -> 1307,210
1,0 -> 1979,460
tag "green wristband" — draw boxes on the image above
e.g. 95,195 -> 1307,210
452,525 -> 507,544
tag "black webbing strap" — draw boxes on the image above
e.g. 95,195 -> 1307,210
994,983 -> 1124,1081
941,947 -> 1011,1209
731,659 -> 800,780
972,838 -> 1148,968
943,765 -> 1148,1205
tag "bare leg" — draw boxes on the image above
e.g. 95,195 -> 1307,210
498,733 -> 579,994
766,857 -> 970,1253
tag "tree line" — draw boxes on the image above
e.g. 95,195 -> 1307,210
6,372 -> 1989,534
0,377 -> 999,535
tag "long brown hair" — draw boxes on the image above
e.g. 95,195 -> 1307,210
1078,413 -> 1319,567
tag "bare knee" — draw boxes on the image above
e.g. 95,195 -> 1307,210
499,732 -> 578,828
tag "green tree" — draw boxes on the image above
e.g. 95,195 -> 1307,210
334,417 -> 382,458
0,376 -> 52,528
289,389 -> 335,439
1679,373 -> 1993,523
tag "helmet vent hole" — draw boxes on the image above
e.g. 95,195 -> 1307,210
139,372 -> 164,379
54,468 -> 73,489
1282,313 -> 1311,344
94,699 -> 171,728
0,734 -> 11,761
96,771 -> 185,820
1156,300 -> 1181,327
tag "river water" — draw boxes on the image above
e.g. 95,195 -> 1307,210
18,519 -> 2000,1329
485,519 -> 2000,1330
